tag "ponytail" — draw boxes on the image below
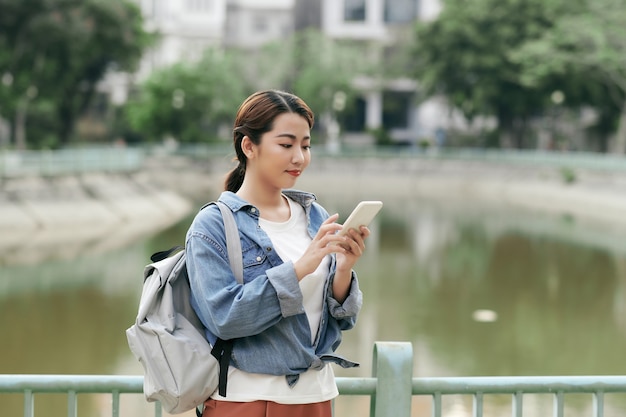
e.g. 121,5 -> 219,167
225,162 -> 245,192
224,126 -> 247,192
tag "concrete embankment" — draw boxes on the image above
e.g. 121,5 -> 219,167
299,156 -> 626,228
0,155 -> 216,265
2,153 -> 626,265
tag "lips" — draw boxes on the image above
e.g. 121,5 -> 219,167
286,170 -> 301,177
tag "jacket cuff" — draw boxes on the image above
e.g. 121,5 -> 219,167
327,272 -> 363,318
266,261 -> 305,317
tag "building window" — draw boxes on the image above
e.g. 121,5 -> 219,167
384,0 -> 419,23
185,0 -> 211,13
382,91 -> 412,129
340,97 -> 367,132
253,13 -> 269,33
344,0 -> 366,22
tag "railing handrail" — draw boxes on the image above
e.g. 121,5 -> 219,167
3,146 -> 626,179
2,339 -> 626,417
0,147 -> 144,178
412,375 -> 626,394
3,374 -> 626,394
0,374 -> 145,393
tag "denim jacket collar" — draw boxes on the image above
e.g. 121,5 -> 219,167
219,189 -> 317,213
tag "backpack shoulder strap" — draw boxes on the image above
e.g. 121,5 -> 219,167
207,201 -> 242,398
152,201 -> 243,284
214,201 -> 243,285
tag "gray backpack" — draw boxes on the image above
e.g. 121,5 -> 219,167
126,201 -> 243,414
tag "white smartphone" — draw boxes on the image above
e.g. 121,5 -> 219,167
338,201 -> 383,236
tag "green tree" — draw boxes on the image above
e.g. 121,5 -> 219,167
125,29 -> 377,146
511,0 -> 626,153
0,0 -> 152,148
238,29 -> 379,146
124,49 -> 247,143
412,0 -> 578,148
291,30 -> 374,124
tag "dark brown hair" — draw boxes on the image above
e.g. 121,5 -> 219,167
225,90 -> 315,192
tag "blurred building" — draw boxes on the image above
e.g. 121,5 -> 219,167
294,0 -> 449,146
224,0 -> 295,49
139,0 -> 227,68
135,0 -> 294,70
104,0 -> 229,106
105,0 -> 458,145
312,0 -> 421,146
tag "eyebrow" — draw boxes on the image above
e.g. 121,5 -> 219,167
275,133 -> 311,140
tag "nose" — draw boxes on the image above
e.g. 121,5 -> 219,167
292,147 -> 304,164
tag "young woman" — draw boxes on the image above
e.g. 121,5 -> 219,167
186,90 -> 370,417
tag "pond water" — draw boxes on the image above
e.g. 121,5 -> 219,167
2,192 -> 626,416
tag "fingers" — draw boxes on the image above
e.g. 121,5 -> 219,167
323,213 -> 340,224
314,214 -> 343,246
295,214 -> 343,278
318,214 -> 342,235
316,216 -> 370,255
349,228 -> 367,252
338,226 -> 369,255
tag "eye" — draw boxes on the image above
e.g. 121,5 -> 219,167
280,144 -> 292,149
302,145 -> 311,150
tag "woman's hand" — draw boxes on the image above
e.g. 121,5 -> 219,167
335,226 -> 370,272
332,225 -> 370,303
294,214 -> 370,302
293,214 -> 345,280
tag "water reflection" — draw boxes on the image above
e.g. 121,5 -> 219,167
418,227 -> 623,376
2,195 -> 626,416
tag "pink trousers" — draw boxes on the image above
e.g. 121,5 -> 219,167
201,399 -> 332,417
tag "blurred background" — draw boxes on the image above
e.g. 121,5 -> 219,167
2,0 -> 625,152
2,0 -> 626,416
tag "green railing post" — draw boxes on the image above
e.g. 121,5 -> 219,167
24,389 -> 34,417
370,341 -> 413,417
67,390 -> 77,417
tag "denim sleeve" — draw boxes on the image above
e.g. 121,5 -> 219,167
265,260 -> 306,316
186,231 -> 304,341
326,270 -> 363,330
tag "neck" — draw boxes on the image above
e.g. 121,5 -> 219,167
237,181 -> 291,222
236,182 -> 283,209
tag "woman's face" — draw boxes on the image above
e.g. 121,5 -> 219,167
248,112 -> 311,191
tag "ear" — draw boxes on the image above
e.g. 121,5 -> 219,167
241,136 -> 256,159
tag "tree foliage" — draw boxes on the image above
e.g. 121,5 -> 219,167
291,30 -> 376,123
124,50 -> 247,143
239,29 -> 379,139
0,0 -> 152,148
511,0 -> 626,152
125,29 -> 377,145
413,0 -> 580,147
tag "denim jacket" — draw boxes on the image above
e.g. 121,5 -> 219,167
186,190 -> 362,384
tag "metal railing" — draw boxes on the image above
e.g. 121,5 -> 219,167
2,342 -> 626,417
3,146 -> 626,179
0,147 -> 143,178
414,375 -> 626,416
174,143 -> 626,171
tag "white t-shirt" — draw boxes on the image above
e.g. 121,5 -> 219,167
211,196 -> 337,404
